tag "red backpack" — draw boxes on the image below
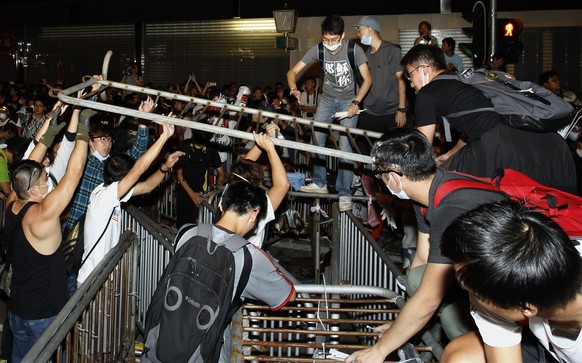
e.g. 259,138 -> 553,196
433,169 -> 582,239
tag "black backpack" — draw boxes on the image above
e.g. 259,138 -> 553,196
142,223 -> 253,363
318,39 -> 363,89
437,69 -> 575,133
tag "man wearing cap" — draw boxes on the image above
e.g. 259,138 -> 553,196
352,16 -> 416,269
352,16 -> 408,141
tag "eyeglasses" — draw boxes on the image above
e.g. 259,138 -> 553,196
92,136 -> 113,144
406,64 -> 427,81
373,167 -> 403,179
322,36 -> 342,45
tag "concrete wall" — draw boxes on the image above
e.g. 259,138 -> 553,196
287,10 -> 582,78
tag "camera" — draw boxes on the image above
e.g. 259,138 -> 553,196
124,64 -> 133,76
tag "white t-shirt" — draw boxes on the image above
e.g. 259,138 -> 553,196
77,182 -> 134,285
245,194 -> 275,248
471,242 -> 582,362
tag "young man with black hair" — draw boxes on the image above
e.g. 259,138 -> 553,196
77,121 -> 184,285
440,200 -> 582,363
287,14 -> 372,212
401,44 -> 576,194
346,128 -> 506,363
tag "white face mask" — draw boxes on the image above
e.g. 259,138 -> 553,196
0,113 -> 6,120
361,31 -> 372,46
577,148 -> 582,158
92,149 -> 110,162
386,174 -> 410,200
323,43 -> 341,52
567,131 -> 580,141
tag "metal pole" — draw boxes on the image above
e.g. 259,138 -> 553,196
58,79 -> 377,164
490,0 -> 497,62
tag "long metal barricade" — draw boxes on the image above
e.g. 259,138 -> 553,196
232,284 -> 433,363
57,78 -> 381,164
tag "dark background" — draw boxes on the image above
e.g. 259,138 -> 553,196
2,0 -> 580,26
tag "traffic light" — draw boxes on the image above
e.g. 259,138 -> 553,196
459,1 -> 488,68
496,18 -> 523,63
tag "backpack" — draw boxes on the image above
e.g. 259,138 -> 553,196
143,223 -> 253,363
433,168 -> 582,238
437,69 -> 574,133
318,39 -> 363,88
62,209 -> 114,275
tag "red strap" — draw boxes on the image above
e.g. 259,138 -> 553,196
434,179 -> 502,208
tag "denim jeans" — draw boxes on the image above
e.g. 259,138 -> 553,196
8,311 -> 57,363
312,95 -> 358,196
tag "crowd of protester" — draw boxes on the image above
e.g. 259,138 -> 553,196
0,14 -> 580,361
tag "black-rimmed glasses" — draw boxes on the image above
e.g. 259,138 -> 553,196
405,64 -> 426,81
92,136 -> 114,144
373,167 -> 403,180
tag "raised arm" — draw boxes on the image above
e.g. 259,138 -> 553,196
249,126 -> 290,211
133,150 -> 184,196
117,121 -> 175,198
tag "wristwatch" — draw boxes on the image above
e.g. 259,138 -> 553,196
352,99 -> 360,106
397,107 -> 407,113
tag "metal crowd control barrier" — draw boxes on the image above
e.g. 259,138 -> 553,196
232,284 -> 430,362
24,202 -> 443,361
57,78 -> 381,164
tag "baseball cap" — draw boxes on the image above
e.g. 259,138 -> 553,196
352,16 -> 381,32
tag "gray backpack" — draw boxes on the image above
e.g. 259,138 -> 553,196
437,69 -> 574,133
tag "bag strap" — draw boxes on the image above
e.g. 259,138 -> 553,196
226,241 -> 252,324
434,179 -> 501,209
80,209 -> 116,266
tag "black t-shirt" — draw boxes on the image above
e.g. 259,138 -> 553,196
414,168 -> 507,264
176,139 -> 222,193
414,73 -> 503,141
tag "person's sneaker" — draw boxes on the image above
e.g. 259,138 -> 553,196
299,183 -> 328,194
338,196 -> 353,212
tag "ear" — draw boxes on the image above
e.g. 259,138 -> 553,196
521,303 -> 538,318
390,172 -> 401,186
249,208 -> 260,224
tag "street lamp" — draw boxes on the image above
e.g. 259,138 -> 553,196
273,8 -> 298,51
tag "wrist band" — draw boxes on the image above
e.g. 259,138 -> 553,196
159,165 -> 170,174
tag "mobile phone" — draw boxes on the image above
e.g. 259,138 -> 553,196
209,82 -> 217,87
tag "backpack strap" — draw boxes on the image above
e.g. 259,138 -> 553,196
174,223 -> 213,252
226,239 -> 252,320
80,208 -> 116,266
318,41 -> 324,72
347,39 -> 356,72
434,179 -> 501,209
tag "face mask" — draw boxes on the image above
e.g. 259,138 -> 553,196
0,113 -> 6,121
92,149 -> 110,162
323,43 -> 341,52
386,174 -> 410,200
577,148 -> 582,158
567,131 -> 580,141
361,32 -> 372,46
